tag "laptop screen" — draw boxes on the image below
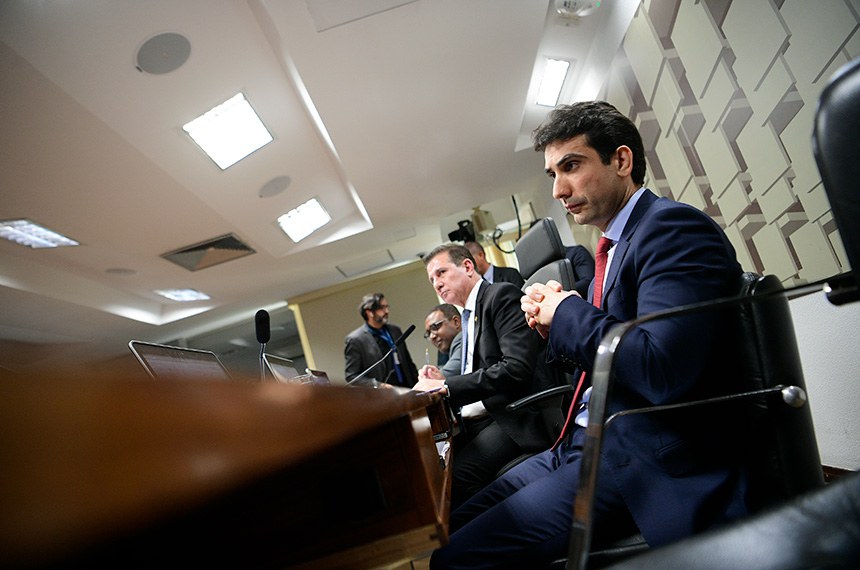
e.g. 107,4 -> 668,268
262,353 -> 300,383
128,340 -> 232,381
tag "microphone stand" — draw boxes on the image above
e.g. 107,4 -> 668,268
347,324 -> 415,387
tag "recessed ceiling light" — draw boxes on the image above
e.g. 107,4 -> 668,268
0,219 -> 79,248
277,198 -> 331,243
182,92 -> 273,170
536,58 -> 570,107
154,288 -> 211,302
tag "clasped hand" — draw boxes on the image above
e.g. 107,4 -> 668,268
520,279 -> 580,339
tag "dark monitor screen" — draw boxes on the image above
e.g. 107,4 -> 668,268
128,340 -> 232,381
262,353 -> 300,383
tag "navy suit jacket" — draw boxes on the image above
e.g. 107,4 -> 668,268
446,280 -> 556,450
490,264 -> 525,290
564,245 -> 595,298
344,323 -> 418,387
548,190 -> 748,546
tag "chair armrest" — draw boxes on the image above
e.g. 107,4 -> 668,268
604,384 -> 808,428
506,385 -> 575,411
565,275 -> 826,570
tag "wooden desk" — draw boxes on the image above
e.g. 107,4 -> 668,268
0,373 -> 451,568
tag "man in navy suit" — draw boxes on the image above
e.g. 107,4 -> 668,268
430,101 -> 750,568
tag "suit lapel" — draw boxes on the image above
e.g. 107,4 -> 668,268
471,281 -> 488,364
602,190 -> 658,307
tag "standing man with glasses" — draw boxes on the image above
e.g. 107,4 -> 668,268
344,292 -> 418,388
423,303 -> 463,377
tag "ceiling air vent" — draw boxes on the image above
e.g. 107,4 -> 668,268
162,233 -> 255,271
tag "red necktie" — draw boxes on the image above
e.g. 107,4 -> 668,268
551,236 -> 613,450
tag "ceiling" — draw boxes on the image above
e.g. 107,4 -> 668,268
0,0 -> 631,377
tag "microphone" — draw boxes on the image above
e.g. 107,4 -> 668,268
347,324 -> 415,387
255,309 -> 270,382
255,309 -> 271,344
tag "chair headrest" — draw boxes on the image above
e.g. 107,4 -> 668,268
515,218 -> 566,279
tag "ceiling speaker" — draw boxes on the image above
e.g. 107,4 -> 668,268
136,32 -> 191,74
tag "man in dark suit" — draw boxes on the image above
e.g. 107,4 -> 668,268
424,303 -> 463,377
464,240 -> 525,289
430,102 -> 750,568
564,243 -> 595,298
413,244 -> 555,509
343,292 -> 418,387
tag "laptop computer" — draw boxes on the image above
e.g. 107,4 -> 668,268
262,353 -> 301,383
128,340 -> 232,381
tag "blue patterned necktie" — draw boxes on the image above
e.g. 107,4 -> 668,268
460,309 -> 471,374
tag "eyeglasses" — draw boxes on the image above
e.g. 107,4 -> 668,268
424,318 -> 449,338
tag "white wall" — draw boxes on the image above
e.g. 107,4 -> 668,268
790,291 -> 860,470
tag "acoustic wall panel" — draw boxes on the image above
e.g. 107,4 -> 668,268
698,58 -> 735,127
723,1 -> 787,93
781,0 -> 858,85
736,122 -> 790,198
673,1 -> 724,97
792,222 -> 842,281
747,56 -> 793,123
651,62 -> 683,131
695,126 -> 738,196
587,0 -> 859,284
757,177 -> 797,225
718,178 -> 750,226
754,223 -> 797,278
624,7 -> 665,102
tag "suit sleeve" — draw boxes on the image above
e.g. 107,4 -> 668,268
446,284 -> 539,407
548,203 -> 741,405
343,333 -> 365,382
439,332 -> 462,377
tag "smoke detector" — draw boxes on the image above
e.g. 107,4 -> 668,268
554,0 -> 600,19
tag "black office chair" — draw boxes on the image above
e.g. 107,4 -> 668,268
813,54 -> 860,305
559,272 -> 825,569
589,53 -> 860,570
515,217 -> 577,292
510,218 -> 580,441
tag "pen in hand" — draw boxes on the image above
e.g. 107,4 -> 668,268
425,347 -> 430,366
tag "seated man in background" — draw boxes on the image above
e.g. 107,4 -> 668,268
464,240 -> 525,289
429,101 -> 750,568
424,303 -> 463,377
413,244 -> 557,509
564,243 -> 595,298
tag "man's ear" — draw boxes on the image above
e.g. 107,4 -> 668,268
615,145 -> 634,177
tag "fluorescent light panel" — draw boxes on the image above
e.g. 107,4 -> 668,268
277,198 -> 331,243
536,58 -> 570,107
183,93 -> 273,170
0,219 -> 79,248
154,288 -> 211,302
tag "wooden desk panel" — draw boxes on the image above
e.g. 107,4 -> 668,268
0,373 -> 450,568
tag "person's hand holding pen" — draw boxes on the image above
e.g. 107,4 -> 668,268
413,363 -> 447,395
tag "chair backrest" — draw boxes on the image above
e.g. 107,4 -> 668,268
735,273 -> 825,510
566,272 -> 825,569
515,218 -> 576,291
813,55 -> 860,293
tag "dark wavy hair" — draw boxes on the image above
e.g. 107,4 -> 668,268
358,292 -> 386,321
531,101 -> 646,185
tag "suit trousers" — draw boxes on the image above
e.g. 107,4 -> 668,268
432,429 -> 638,569
450,416 -> 521,510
